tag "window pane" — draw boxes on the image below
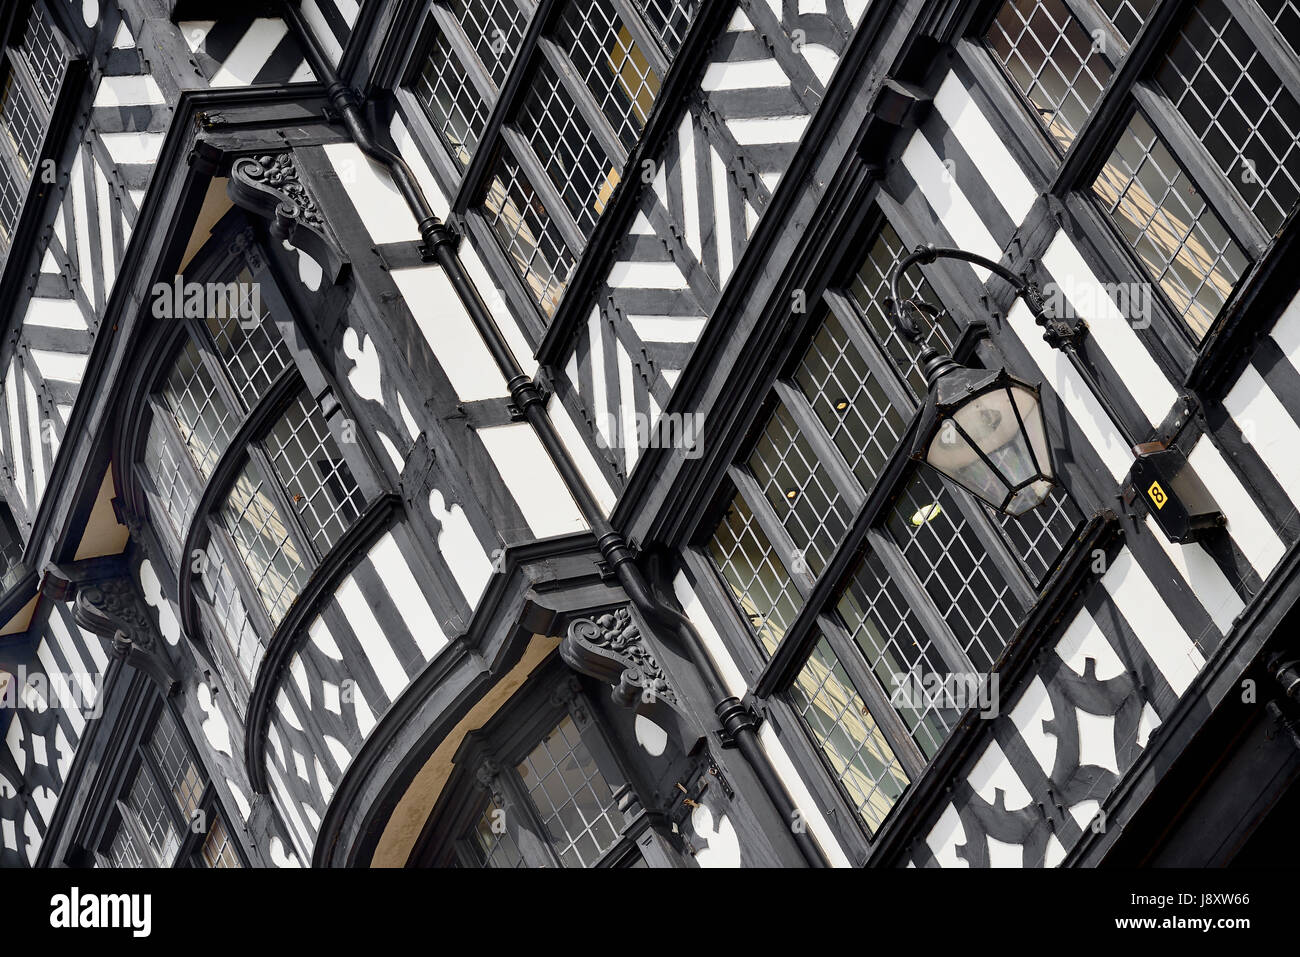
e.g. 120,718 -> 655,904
107,826 -> 146,868
747,402 -> 852,577
145,416 -> 197,544
637,0 -> 698,58
517,61 -> 621,237
445,0 -> 528,91
204,269 -> 292,411
992,484 -> 1083,586
554,0 -> 661,150
886,470 -> 1025,673
201,815 -> 242,868
150,709 -> 203,819
127,768 -> 181,865
709,493 -> 804,657
465,793 -> 527,868
986,0 -> 1114,151
1094,0 -> 1158,47
792,311 -> 908,494
220,463 -> 308,625
836,553 -> 959,758
1092,111 -> 1248,339
849,222 -> 959,400
482,152 -> 576,318
16,3 -> 63,107
0,70 -> 41,172
199,542 -> 264,695
516,716 -> 622,867
413,30 -> 488,168
787,637 -> 910,835
263,393 -> 365,555
0,152 -> 21,244
1156,0 -> 1300,234
161,341 -> 236,478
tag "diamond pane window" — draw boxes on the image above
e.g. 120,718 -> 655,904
517,62 -> 621,237
482,153 -> 576,318
150,709 -> 203,818
993,484 -> 1083,586
1156,0 -> 1300,234
264,393 -> 364,554
16,3 -> 63,107
220,463 -> 308,625
792,311 -> 909,493
1092,111 -> 1249,339
145,417 -> 197,543
204,271 -> 292,411
446,0 -> 528,91
161,340 -> 236,478
516,716 -> 623,868
787,638 -> 910,835
201,816 -> 241,868
467,793 -> 527,868
1094,0 -> 1159,46
0,70 -> 41,172
709,494 -> 804,657
127,768 -> 181,866
986,0 -> 1114,151
886,470 -> 1025,673
638,0 -> 697,58
836,553 -> 959,758
747,402 -> 852,577
413,30 -> 488,168
555,0 -> 661,150
849,223 -> 959,400
1257,0 -> 1300,55
200,542 -> 264,692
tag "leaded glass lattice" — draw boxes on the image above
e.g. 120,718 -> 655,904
709,494 -> 804,657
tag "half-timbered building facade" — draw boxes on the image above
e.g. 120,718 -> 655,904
1,0 -> 1298,868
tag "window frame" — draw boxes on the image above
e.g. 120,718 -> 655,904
393,0 -> 697,337
692,203 -> 1088,854
135,216 -> 388,705
971,0 -> 1300,360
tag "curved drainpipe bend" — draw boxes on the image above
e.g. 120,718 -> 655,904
281,0 -> 826,868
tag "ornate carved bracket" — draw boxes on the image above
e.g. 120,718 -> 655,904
46,569 -> 179,697
562,608 -> 681,714
228,151 -> 347,282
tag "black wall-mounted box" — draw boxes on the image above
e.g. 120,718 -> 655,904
1125,448 -> 1225,544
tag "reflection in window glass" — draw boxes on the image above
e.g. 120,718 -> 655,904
1092,111 -> 1248,339
482,154 -> 576,318
466,793 -> 527,868
220,463 -> 307,625
836,554 -> 958,758
516,716 -> 622,867
787,638 -> 909,835
985,0 -> 1113,151
1156,0 -> 1300,234
204,269 -> 291,411
201,815 -> 241,868
709,494 -> 804,657
555,0 -> 661,150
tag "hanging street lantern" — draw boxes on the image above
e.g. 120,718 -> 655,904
887,245 -> 1072,517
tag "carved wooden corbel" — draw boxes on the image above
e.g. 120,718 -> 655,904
562,607 -> 682,716
227,151 -> 347,282
45,569 -> 179,697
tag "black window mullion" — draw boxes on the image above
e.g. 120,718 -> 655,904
1133,85 -> 1271,254
1223,0 -> 1300,99
865,528 -> 978,679
728,464 -> 816,598
815,612 -> 928,778
772,378 -> 866,511
497,125 -> 588,253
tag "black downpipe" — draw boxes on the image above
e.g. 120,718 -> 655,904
282,1 -> 826,868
